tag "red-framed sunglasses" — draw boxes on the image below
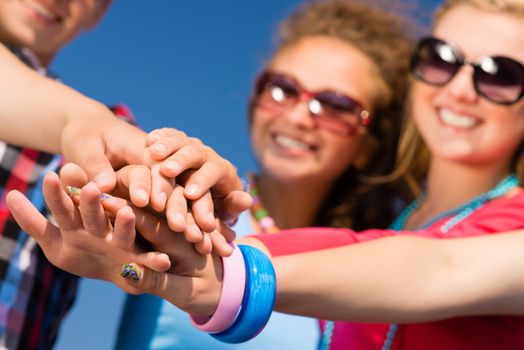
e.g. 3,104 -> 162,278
253,71 -> 371,136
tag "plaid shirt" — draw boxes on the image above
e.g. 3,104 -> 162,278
0,48 -> 135,349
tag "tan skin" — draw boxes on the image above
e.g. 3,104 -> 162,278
0,0 -> 251,238
7,2 -> 524,330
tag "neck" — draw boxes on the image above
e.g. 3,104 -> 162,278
2,38 -> 53,68
254,171 -> 333,229
407,158 -> 513,229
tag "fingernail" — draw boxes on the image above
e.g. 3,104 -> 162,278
120,263 -> 142,282
65,186 -> 81,197
148,133 -> 161,142
173,213 -> 185,227
163,161 -> 180,173
224,217 -> 239,227
189,224 -> 202,237
99,193 -> 112,201
186,184 -> 199,197
135,189 -> 149,203
158,191 -> 167,205
153,143 -> 167,154
65,186 -> 112,200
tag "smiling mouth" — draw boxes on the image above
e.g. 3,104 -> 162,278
24,0 -> 62,24
439,108 -> 479,129
273,134 -> 313,151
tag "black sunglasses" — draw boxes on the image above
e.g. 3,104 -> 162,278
253,71 -> 370,136
411,36 -> 524,105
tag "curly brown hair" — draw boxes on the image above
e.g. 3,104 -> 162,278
395,0 -> 524,196
253,0 -> 418,230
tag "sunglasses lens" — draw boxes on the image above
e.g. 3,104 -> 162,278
475,56 -> 524,104
256,74 -> 299,109
312,92 -> 362,134
253,71 -> 369,136
412,38 -> 460,85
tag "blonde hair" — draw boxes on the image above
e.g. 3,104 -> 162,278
436,0 -> 524,23
394,0 -> 524,196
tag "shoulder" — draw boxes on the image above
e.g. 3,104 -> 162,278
455,188 -> 524,236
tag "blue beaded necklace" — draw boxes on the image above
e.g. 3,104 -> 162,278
319,174 -> 519,350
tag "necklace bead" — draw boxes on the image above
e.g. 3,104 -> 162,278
247,173 -> 280,233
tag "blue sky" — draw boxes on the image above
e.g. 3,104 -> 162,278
50,1 -> 440,349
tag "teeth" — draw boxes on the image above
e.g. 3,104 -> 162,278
26,0 -> 58,21
439,108 -> 477,128
274,134 -> 310,150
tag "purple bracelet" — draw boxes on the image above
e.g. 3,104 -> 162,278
190,244 -> 246,333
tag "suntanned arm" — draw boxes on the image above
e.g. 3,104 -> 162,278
8,178 -> 524,323
0,43 -> 150,189
0,43 -> 136,152
261,233 -> 524,322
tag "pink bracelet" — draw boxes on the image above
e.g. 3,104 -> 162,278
190,244 -> 246,333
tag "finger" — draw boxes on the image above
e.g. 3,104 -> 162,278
138,252 -> 171,272
78,182 -> 112,237
165,184 -> 187,232
132,207 -> 177,246
120,261 -> 221,316
182,160 -> 241,200
159,144 -> 208,178
184,212 -> 204,244
208,229 -> 234,257
59,162 -> 89,188
42,172 -> 81,231
145,130 -> 162,147
188,191 -> 216,233
194,232 -> 212,255
97,192 -> 129,219
111,206 -> 137,250
119,263 -> 173,296
146,128 -> 190,161
114,165 -> 151,207
219,220 -> 237,242
150,164 -> 173,212
62,136 -> 117,192
6,190 -> 62,257
216,191 -> 253,223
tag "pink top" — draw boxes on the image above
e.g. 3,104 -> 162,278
253,190 -> 524,349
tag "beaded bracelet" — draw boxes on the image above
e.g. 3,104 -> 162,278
211,244 -> 276,343
190,244 -> 246,333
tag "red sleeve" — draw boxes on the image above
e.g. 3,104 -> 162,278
252,227 -> 398,257
252,191 -> 524,257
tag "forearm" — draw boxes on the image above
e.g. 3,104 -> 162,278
271,233 -> 524,322
0,43 -> 118,152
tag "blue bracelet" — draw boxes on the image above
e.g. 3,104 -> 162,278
211,245 -> 276,343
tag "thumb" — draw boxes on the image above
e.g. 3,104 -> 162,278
67,150 -> 116,192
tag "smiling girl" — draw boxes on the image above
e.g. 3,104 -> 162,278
113,1 -> 413,349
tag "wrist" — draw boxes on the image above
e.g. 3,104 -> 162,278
190,243 -> 246,333
189,244 -> 277,343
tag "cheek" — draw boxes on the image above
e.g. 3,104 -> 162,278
249,112 -> 272,157
64,2 -> 96,33
321,137 -> 364,176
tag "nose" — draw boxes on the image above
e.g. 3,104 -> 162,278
283,99 -> 317,129
443,64 -> 479,103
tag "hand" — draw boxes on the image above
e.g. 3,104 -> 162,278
7,171 -> 226,315
146,128 -> 253,227
60,109 -> 152,192
60,162 -> 236,256
5,172 -> 170,294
